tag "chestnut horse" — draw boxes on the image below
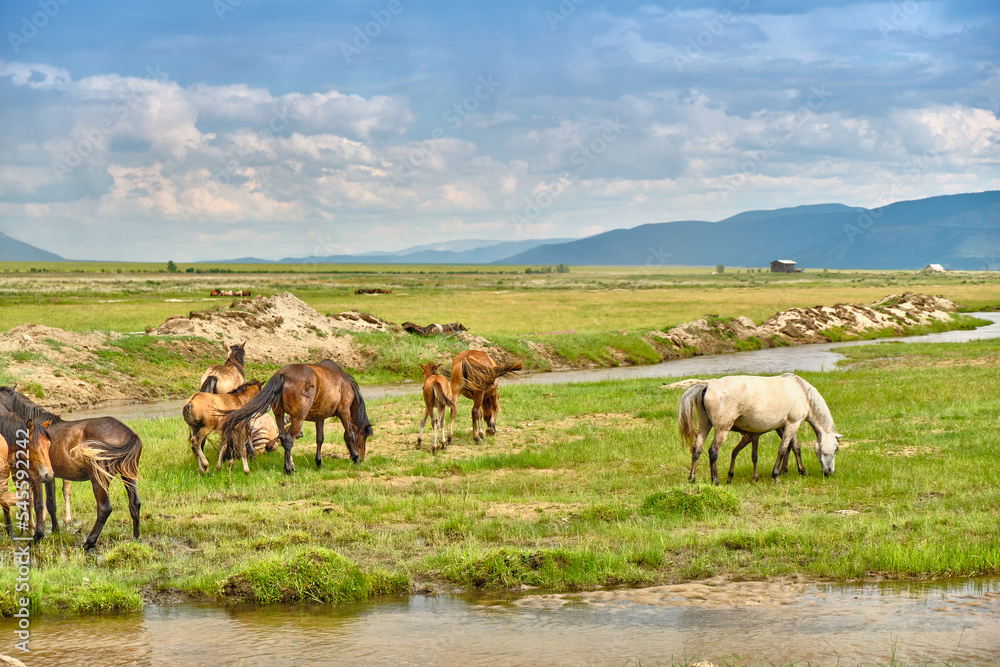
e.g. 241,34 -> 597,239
0,415 -> 54,543
219,359 -> 372,474
450,350 -> 522,443
417,362 -> 455,452
182,380 -> 264,473
199,341 -> 247,394
0,386 -> 143,551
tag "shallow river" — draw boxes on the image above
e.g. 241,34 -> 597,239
9,577 -> 1000,665
68,312 -> 1000,421
13,312 -> 1000,665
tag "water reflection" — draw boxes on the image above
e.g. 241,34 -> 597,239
11,578 -> 1000,666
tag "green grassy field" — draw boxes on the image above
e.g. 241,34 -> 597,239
2,336 -> 999,616
2,263 -> 1000,336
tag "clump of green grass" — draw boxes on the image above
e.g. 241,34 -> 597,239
440,548 -> 585,589
69,583 -> 143,614
640,487 -> 741,519
219,547 -> 407,604
101,542 -> 157,569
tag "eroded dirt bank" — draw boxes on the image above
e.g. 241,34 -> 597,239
0,292 -> 965,410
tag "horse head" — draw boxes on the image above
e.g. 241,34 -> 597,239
419,362 -> 440,379
815,431 -> 841,476
27,418 -> 55,484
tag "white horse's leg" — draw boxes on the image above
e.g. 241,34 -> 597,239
727,433 -> 753,483
688,426 -> 709,483
708,425 -> 732,486
772,422 -> 803,481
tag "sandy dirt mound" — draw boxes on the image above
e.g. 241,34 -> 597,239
150,292 -> 400,367
656,292 -> 959,355
0,324 -> 138,409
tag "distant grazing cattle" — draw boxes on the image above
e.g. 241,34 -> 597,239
210,289 -> 252,297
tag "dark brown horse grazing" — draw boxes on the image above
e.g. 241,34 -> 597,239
199,341 -> 247,394
0,386 -> 142,552
219,359 -> 372,474
449,350 -> 522,443
0,415 -> 54,543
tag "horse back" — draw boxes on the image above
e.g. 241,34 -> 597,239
705,375 -> 809,432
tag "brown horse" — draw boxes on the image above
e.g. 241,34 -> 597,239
417,362 -> 455,452
199,341 -> 247,394
0,415 -> 54,542
449,350 -> 522,443
182,380 -> 264,473
0,386 -> 143,551
219,359 -> 372,473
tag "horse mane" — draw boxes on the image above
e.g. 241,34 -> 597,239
791,375 -> 836,433
0,387 -> 61,426
318,359 -> 371,434
226,344 -> 246,369
0,413 -> 47,451
226,380 -> 262,398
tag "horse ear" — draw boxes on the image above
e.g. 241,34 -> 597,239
240,341 -> 246,348
42,419 -> 52,428
26,419 -> 33,430
834,433 -> 843,440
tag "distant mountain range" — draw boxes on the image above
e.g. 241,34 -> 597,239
216,238 -> 574,265
4,191 -> 998,269
0,232 -> 64,261
499,191 -> 1000,270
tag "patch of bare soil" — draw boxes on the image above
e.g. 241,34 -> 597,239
0,324 -> 135,409
513,575 -> 810,610
150,291 -> 400,367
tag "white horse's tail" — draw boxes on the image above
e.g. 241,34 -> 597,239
677,382 -> 709,450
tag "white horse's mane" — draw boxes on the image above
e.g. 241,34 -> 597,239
791,375 -> 836,433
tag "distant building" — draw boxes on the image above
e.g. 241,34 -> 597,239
771,259 -> 798,273
923,263 -> 946,273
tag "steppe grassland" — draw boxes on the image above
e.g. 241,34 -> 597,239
1,337 -> 999,614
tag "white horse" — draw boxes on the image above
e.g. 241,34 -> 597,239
677,373 -> 842,484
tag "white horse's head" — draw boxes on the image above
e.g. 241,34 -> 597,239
815,431 -> 841,476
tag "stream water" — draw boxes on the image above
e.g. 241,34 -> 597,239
68,312 -> 1000,421
8,577 -> 1000,665
10,313 -> 1000,665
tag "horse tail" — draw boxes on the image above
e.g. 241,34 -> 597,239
677,383 -> 709,450
493,360 -> 524,381
199,375 -> 218,393
432,381 -> 451,408
76,429 -> 143,492
219,371 -> 285,458
181,400 -> 200,429
460,358 -> 522,393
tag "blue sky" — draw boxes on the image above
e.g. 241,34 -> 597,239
1,0 -> 998,261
